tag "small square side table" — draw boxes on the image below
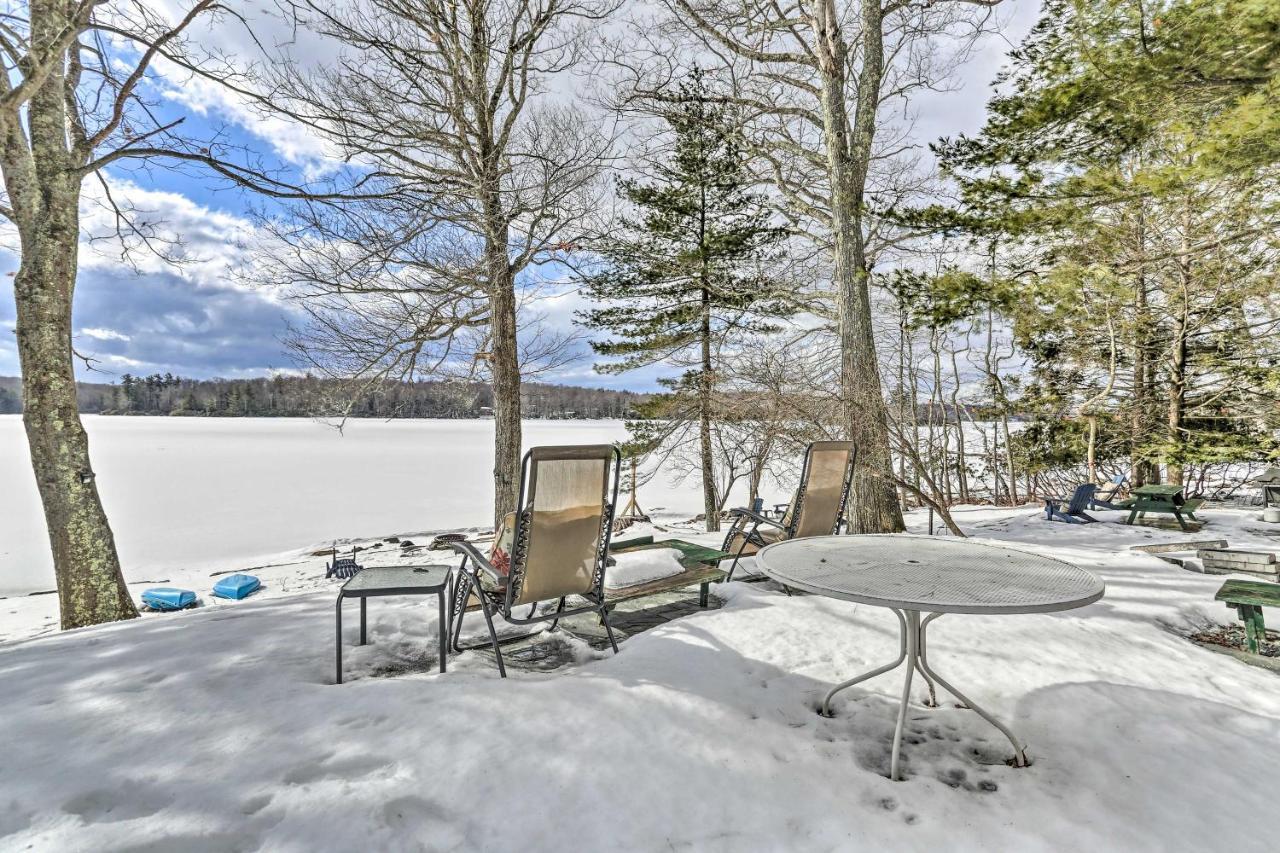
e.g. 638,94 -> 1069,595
335,565 -> 452,684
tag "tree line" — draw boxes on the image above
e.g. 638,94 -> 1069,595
0,375 -> 648,420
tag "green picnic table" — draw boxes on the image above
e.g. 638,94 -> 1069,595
607,536 -> 729,608
1117,484 -> 1204,532
1215,579 -> 1280,653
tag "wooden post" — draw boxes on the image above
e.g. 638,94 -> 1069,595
620,458 -> 649,521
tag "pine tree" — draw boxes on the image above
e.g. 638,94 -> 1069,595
577,72 -> 790,531
924,0 -> 1280,487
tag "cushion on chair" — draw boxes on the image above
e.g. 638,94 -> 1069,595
490,512 -> 516,576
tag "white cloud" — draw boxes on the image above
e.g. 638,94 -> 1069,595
79,327 -> 131,342
99,353 -> 148,369
76,177 -> 268,295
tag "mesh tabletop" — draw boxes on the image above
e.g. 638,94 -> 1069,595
340,565 -> 452,595
757,535 -> 1104,614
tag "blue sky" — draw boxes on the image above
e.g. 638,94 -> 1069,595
0,3 -> 1036,393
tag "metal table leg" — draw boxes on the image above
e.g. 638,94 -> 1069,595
915,633 -> 1029,768
916,612 -> 940,707
822,608 -> 1029,780
437,584 -> 448,674
359,597 -> 367,645
889,611 -> 920,781
335,595 -> 343,685
821,609 -> 908,716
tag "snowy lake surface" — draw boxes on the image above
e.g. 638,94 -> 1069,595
1,416 -> 707,596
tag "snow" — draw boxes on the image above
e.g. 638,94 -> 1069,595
2,502 -> 1279,850
605,547 -> 686,589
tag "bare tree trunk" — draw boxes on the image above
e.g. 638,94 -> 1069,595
1167,285 -> 1189,488
1130,209 -> 1155,487
749,435 -> 773,504
930,336 -> 947,504
699,284 -> 719,532
815,0 -> 904,533
1086,414 -> 1099,482
896,315 -> 909,509
489,248 -> 522,526
1002,414 -> 1018,504
1166,207 -> 1191,487
949,350 -> 970,502
6,53 -> 136,627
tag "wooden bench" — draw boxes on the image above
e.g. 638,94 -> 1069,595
607,536 -> 729,609
445,535 -> 729,614
1118,484 -> 1205,532
1215,579 -> 1280,653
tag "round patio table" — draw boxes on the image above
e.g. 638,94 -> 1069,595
757,534 -> 1105,780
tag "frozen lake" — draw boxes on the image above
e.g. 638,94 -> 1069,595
1,416 -> 707,596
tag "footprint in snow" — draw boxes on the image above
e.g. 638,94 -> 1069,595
62,785 -> 172,823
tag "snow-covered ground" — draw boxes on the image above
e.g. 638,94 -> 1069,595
1,416 -> 716,597
2,503 -> 1278,850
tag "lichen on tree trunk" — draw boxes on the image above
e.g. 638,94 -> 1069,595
12,196 -> 136,629
3,0 -> 137,629
489,259 -> 522,528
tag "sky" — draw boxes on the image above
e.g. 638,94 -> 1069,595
0,1 -> 1039,393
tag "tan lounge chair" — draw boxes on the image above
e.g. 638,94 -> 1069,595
443,444 -> 622,677
720,441 -> 856,582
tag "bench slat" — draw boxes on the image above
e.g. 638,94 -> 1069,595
1215,579 -> 1280,608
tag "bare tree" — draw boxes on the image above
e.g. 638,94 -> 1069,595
609,0 -> 1001,532
259,0 -> 615,524
0,1 -> 358,628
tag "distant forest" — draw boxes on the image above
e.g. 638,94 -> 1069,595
0,374 -> 649,419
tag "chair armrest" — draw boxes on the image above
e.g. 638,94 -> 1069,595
443,538 -> 505,584
429,532 -> 468,550
727,507 -> 787,530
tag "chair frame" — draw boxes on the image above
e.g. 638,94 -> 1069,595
720,441 -> 856,582
444,445 -> 622,677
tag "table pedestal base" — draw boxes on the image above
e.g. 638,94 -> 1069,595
821,609 -> 1029,781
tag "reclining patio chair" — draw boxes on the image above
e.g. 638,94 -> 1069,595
442,444 -> 622,677
720,441 -> 856,582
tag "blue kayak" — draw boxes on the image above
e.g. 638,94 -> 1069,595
212,574 -> 261,600
141,588 -> 197,611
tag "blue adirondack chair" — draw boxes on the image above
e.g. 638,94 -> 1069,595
1044,483 -> 1099,524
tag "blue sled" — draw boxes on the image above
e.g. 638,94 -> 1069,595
141,588 -> 197,611
212,574 -> 261,600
